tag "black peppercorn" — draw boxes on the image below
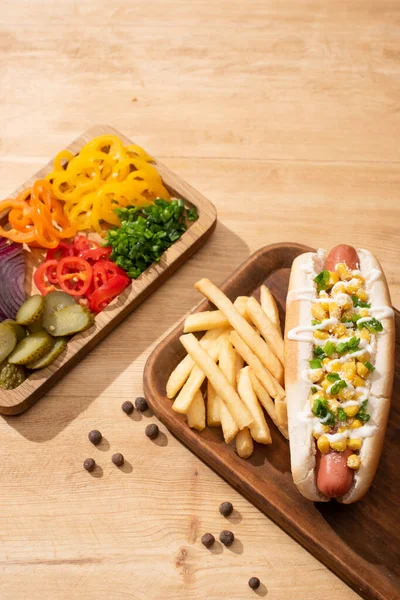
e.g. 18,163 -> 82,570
121,401 -> 134,415
135,396 -> 148,412
145,424 -> 159,439
248,577 -> 260,590
112,453 -> 124,467
219,530 -> 234,547
83,458 -> 96,472
88,430 -> 102,445
201,533 -> 215,548
219,501 -> 233,517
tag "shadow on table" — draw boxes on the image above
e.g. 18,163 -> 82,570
3,222 -> 250,442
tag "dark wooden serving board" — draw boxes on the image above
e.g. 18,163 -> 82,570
143,243 -> 400,600
0,126 -> 217,415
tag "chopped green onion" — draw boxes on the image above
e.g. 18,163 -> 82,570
342,314 -> 361,324
311,386 -> 317,394
348,337 -> 361,353
330,379 -> 347,395
326,373 -> 340,382
311,319 -> 321,326
312,398 -> 335,426
314,270 -> 330,292
313,346 -> 325,359
357,400 -> 371,422
337,407 -> 347,421
309,359 -> 322,369
323,341 -> 336,357
336,341 -> 348,354
364,361 -> 375,372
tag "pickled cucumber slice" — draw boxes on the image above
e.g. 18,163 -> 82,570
28,321 -> 44,334
16,295 -> 45,326
27,337 -> 68,370
46,305 -> 94,337
0,362 -> 26,390
8,330 -> 54,365
42,291 -> 77,333
0,323 -> 17,363
3,320 -> 26,342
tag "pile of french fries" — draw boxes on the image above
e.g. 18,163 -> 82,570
166,279 -> 288,459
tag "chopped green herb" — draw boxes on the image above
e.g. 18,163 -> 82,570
351,295 -> 371,309
311,319 -> 321,326
313,346 -> 325,359
330,379 -> 347,395
326,373 -> 340,382
337,407 -> 347,421
357,318 -> 383,334
314,270 -> 330,292
309,359 -> 322,369
311,386 -> 317,394
105,199 -> 194,279
357,400 -> 371,423
364,361 -> 375,372
323,341 -> 336,357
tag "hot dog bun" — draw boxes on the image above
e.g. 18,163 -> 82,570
285,248 -> 395,504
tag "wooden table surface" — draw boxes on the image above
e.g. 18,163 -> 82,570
1,2 -> 399,599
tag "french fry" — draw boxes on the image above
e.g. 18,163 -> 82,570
247,296 -> 284,364
229,330 -> 285,401
207,381 -> 221,427
233,296 -> 250,319
235,428 -> 254,459
235,352 -> 245,385
260,285 -> 281,334
248,368 -> 288,439
167,354 -> 194,400
184,297 -> 249,333
194,279 -> 283,384
218,338 -> 239,443
166,328 -> 223,398
184,311 -> 228,333
179,334 -> 253,430
275,398 -> 289,439
172,341 -> 220,414
187,390 -> 206,431
238,367 -> 272,444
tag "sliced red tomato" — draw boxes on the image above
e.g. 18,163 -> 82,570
56,257 -> 93,297
90,274 -> 130,313
33,260 -> 58,295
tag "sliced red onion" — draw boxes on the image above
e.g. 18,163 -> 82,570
0,238 -> 26,321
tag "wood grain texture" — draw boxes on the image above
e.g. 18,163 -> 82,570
144,244 -> 400,600
0,0 -> 399,599
0,125 -> 216,415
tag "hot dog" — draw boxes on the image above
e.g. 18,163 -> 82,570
284,245 -> 395,503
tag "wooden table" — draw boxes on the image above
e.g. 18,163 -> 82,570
1,2 -> 399,599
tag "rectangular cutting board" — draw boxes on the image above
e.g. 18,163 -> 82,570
143,242 -> 400,600
0,125 -> 217,415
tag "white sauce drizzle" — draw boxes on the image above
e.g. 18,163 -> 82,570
324,425 -> 377,442
287,318 -> 338,342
